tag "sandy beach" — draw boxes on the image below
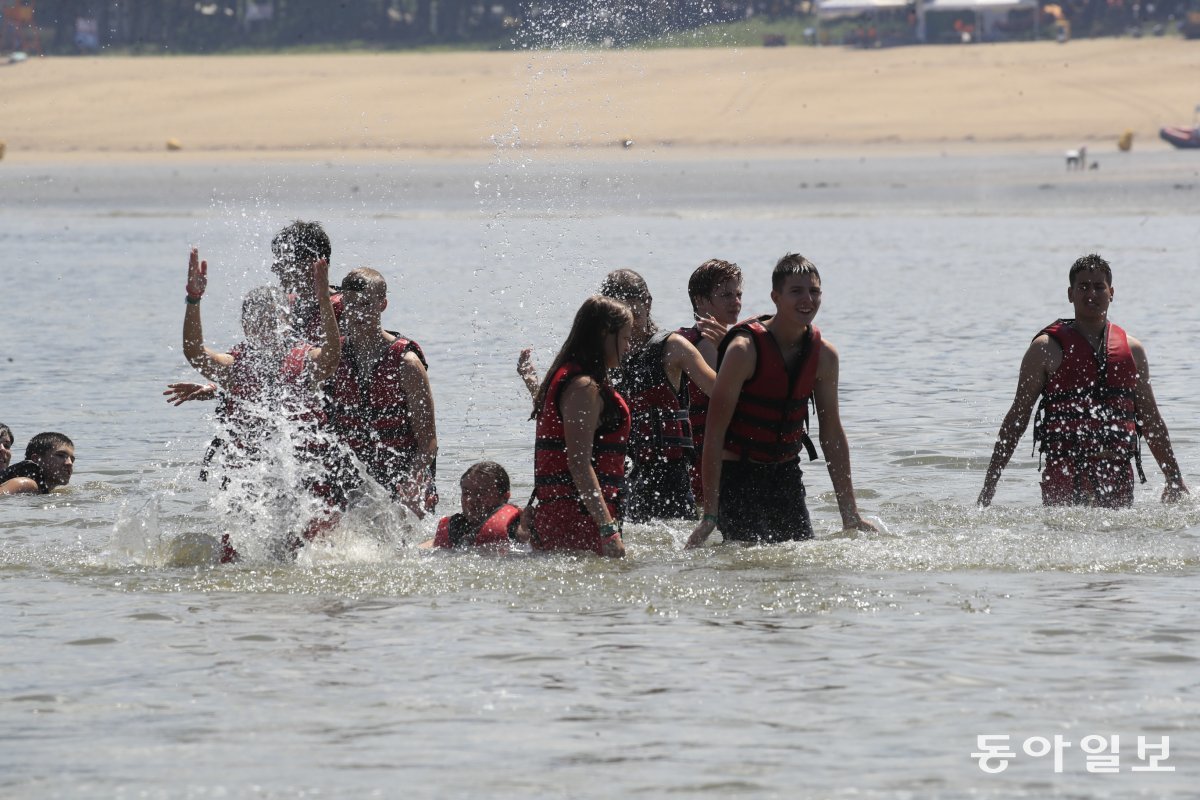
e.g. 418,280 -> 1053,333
1,38 -> 1197,162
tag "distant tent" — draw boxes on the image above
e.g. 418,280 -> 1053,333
816,0 -> 910,20
917,0 -> 1039,41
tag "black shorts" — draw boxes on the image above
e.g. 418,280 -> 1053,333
718,458 -> 813,543
626,458 -> 697,523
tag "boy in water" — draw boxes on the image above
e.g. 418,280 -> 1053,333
978,254 -> 1188,508
421,462 -> 526,551
675,259 -> 744,503
324,267 -> 438,515
687,254 -> 877,546
0,432 -> 75,495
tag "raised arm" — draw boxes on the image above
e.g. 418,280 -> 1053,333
560,377 -> 624,558
664,333 -> 717,397
686,334 -> 753,548
517,348 -> 540,399
811,340 -> 876,532
977,337 -> 1054,507
181,248 -> 235,385
1128,337 -> 1189,503
305,258 -> 342,384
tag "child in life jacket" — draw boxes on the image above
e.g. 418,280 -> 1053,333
421,462 -> 526,552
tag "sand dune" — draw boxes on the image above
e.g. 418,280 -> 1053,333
1,39 -> 1197,162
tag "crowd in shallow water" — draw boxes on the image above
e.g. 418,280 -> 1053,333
2,222 -> 1189,562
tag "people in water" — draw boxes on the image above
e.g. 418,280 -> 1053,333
687,254 -> 878,547
421,461 -> 526,551
528,296 -> 634,557
165,220 -> 341,406
181,246 -> 342,558
674,259 -> 744,504
0,432 -> 75,495
978,254 -> 1189,508
600,269 -> 716,522
323,267 -> 439,516
0,423 -> 13,472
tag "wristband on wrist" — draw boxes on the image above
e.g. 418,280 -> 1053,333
185,294 -> 202,305
599,521 -> 621,540
702,513 -> 719,525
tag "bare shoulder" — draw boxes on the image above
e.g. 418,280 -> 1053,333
816,335 -> 840,379
400,349 -> 428,373
0,477 -> 38,495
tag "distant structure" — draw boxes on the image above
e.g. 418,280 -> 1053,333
1,0 -> 41,54
1065,145 -> 1088,171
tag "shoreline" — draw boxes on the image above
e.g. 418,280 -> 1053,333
2,39 -> 1197,165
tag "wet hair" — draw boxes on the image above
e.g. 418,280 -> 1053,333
0,423 -> 12,448
688,259 -> 742,313
772,253 -> 821,292
26,432 -> 73,461
1069,253 -> 1113,285
271,220 -> 331,277
462,461 -> 511,495
339,267 -> 387,297
598,268 -> 657,339
531,295 -> 634,420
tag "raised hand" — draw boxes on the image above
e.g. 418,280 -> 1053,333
163,382 -> 217,406
186,248 -> 207,299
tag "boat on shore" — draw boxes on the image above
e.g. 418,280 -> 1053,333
1161,105 -> 1200,149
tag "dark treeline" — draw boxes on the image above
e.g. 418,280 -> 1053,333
22,1 -> 809,53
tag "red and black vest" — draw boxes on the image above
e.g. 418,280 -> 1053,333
719,316 -> 821,463
215,342 -> 320,446
324,335 -> 430,492
1033,320 -> 1142,470
0,460 -> 51,494
533,362 -> 630,513
434,504 -> 521,549
616,329 -> 693,464
675,325 -> 710,453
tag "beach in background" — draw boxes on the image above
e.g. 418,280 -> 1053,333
2,38 -> 1199,162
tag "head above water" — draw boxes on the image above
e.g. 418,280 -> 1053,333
0,423 -> 13,470
532,295 -> 634,419
1068,253 -> 1113,286
598,268 -> 654,340
772,253 -> 821,293
459,461 -> 511,524
688,258 -> 743,322
339,267 -> 388,323
26,431 -> 75,488
241,286 -> 292,345
271,220 -> 331,291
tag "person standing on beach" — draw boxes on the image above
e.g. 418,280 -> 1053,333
687,254 -> 877,547
674,259 -> 744,504
977,254 -> 1189,508
0,432 -> 75,495
528,296 -> 633,557
322,268 -> 438,517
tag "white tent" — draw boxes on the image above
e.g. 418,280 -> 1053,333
816,0 -> 910,18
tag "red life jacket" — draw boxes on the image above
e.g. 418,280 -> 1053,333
324,335 -> 432,500
1033,320 -> 1143,473
532,363 -> 630,549
216,342 -> 321,450
719,316 -> 821,463
617,329 -> 693,464
676,325 -> 710,444
676,325 -> 710,500
433,503 -> 521,549
289,291 -> 344,342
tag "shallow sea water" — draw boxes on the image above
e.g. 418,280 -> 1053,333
1,150 -> 1198,798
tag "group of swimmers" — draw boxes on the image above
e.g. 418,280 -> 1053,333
3,221 -> 1190,561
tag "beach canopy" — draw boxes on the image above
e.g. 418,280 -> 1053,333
816,0 -> 910,19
